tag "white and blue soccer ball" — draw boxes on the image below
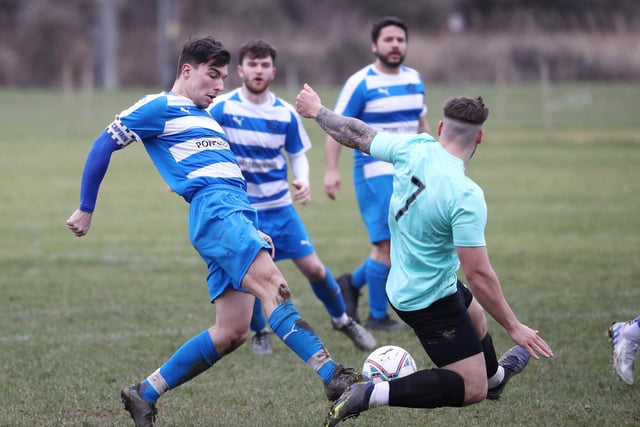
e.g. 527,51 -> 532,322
362,345 -> 417,383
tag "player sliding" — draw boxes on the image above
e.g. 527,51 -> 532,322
295,84 -> 554,426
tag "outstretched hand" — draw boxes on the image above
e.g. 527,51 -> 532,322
295,84 -> 323,119
509,323 -> 554,360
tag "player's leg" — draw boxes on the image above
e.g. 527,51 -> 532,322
294,253 -> 376,350
266,206 -> 350,324
355,175 -> 407,330
263,206 -> 374,350
295,253 -> 347,319
249,298 -> 272,355
609,315 -> 640,384
121,289 -> 253,426
122,191 -> 258,425
326,288 -> 486,425
336,269 -> 363,323
243,249 -> 364,400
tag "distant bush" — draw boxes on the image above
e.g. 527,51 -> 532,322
0,0 -> 638,87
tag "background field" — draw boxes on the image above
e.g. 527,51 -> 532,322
1,82 -> 639,426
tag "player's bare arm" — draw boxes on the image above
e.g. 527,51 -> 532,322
315,107 -> 377,155
296,83 -> 377,155
457,245 -> 554,359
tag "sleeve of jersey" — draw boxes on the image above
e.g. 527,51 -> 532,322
289,152 -> 310,186
284,110 -> 311,155
78,130 -> 121,213
208,101 -> 224,122
451,190 -> 487,247
334,78 -> 366,117
370,132 -> 422,163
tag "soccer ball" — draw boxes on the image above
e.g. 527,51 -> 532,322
362,345 -> 417,383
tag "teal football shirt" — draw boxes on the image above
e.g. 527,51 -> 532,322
370,132 -> 487,311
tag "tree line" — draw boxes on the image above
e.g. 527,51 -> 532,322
0,0 -> 638,88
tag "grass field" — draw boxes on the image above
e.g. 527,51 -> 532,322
1,81 -> 639,426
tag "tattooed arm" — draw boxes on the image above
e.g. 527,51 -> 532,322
296,84 -> 377,155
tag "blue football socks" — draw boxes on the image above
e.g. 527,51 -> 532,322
351,260 -> 367,291
141,329 -> 220,403
310,267 -> 346,318
250,298 -> 268,333
365,258 -> 390,319
269,300 -> 337,384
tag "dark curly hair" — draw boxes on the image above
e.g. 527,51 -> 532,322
443,96 -> 489,125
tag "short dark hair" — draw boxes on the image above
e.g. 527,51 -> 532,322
238,39 -> 277,64
176,36 -> 230,77
371,16 -> 408,43
443,97 -> 489,125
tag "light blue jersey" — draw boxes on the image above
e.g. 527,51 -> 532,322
208,88 -> 311,210
108,91 -> 244,202
370,133 -> 487,311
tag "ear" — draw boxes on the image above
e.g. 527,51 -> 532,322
437,120 -> 444,136
182,63 -> 193,78
476,129 -> 484,144
237,64 -> 243,77
371,41 -> 377,53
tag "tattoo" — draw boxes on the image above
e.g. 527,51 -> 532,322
316,107 -> 376,154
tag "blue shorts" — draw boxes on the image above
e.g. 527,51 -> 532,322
188,186 -> 271,302
353,170 -> 392,244
257,205 -> 315,262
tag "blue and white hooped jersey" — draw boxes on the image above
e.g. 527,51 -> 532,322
334,64 -> 426,179
208,89 -> 311,210
106,92 -> 244,203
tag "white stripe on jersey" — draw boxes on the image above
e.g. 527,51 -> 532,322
236,154 -> 286,174
169,137 -> 230,162
164,115 -> 225,136
251,196 -> 292,211
224,127 -> 286,149
246,179 -> 289,199
363,160 -> 394,179
366,93 -> 424,114
187,162 -> 243,180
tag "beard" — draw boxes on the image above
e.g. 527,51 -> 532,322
376,51 -> 405,69
244,78 -> 269,95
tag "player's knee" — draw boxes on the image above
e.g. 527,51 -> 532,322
262,272 -> 292,303
227,329 -> 249,353
464,379 -> 487,405
468,300 -> 488,337
304,262 -> 326,281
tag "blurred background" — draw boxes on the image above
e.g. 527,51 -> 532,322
1,0 -> 638,91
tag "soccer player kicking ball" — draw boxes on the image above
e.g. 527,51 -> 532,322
66,38 -> 363,427
295,84 -> 554,426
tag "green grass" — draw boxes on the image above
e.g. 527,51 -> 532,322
1,81 -> 639,426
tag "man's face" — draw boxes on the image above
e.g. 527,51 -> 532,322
238,55 -> 275,95
372,25 -> 407,68
184,61 -> 228,108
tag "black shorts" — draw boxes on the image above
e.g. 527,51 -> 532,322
390,280 -> 483,367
